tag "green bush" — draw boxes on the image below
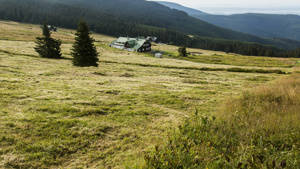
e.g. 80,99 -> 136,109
144,112 -> 299,168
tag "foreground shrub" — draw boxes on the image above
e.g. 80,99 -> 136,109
144,74 -> 300,168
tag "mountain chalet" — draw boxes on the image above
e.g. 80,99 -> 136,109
110,36 -> 151,52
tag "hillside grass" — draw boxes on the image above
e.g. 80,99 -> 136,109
0,20 -> 297,168
152,44 -> 298,68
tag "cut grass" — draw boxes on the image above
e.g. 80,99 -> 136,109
99,60 -> 288,74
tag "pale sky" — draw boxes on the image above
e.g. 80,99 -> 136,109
155,0 -> 300,8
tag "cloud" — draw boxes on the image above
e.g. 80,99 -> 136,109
199,7 -> 300,15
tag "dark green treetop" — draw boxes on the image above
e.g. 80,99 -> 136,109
71,20 -> 99,67
35,23 -> 62,58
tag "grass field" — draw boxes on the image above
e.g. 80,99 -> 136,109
0,20 -> 298,168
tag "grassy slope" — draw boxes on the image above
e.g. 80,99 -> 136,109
0,21 -> 297,168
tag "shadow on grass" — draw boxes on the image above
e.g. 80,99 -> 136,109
99,60 -> 288,74
0,49 -> 72,60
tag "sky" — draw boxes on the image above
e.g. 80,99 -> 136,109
157,0 -> 300,8
152,0 -> 300,15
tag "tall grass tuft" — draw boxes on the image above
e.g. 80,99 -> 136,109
223,73 -> 300,131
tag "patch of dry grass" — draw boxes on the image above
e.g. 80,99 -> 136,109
222,73 -> 300,130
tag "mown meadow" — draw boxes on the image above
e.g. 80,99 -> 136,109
0,21 -> 298,168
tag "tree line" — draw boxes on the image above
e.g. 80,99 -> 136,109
188,37 -> 300,58
0,0 -> 299,58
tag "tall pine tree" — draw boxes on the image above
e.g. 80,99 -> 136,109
71,20 -> 99,67
35,23 -> 62,58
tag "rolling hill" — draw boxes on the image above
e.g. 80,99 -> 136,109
0,0 -> 300,50
193,13 -> 300,41
155,1 -> 208,16
156,1 -> 300,42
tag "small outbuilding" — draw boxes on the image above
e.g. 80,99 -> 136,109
146,36 -> 158,42
155,53 -> 162,58
47,25 -> 57,32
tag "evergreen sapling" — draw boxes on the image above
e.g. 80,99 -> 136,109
35,23 -> 62,58
178,45 -> 187,57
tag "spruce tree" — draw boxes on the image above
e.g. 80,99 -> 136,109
35,23 -> 62,58
178,45 -> 187,57
71,20 -> 99,67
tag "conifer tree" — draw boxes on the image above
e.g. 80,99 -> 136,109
178,45 -> 187,57
71,20 -> 99,67
35,23 -> 62,58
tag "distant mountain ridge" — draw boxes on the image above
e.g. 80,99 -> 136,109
155,1 -> 208,16
156,1 -> 300,42
193,13 -> 300,42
